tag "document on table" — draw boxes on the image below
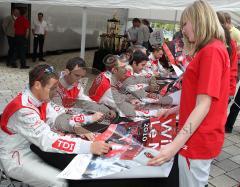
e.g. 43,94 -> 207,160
171,64 -> 183,77
57,154 -> 92,180
169,90 -> 181,105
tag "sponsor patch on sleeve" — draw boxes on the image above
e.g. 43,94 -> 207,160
71,114 -> 85,123
52,139 -> 76,152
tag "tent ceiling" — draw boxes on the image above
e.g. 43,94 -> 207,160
1,0 -> 240,11
128,9 -> 240,26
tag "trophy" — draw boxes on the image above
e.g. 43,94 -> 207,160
100,13 -> 127,52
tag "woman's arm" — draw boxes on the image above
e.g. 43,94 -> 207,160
148,94 -> 212,165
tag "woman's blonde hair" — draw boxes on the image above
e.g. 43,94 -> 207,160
180,0 -> 225,55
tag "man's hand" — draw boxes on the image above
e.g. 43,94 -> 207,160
92,112 -> 104,122
148,84 -> 160,93
73,124 -> 90,135
105,110 -> 117,120
130,98 -> 141,106
90,141 -> 111,155
156,106 -> 179,118
80,132 -> 96,141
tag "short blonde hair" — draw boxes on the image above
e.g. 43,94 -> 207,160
180,0 -> 225,55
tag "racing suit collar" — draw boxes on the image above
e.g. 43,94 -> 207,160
149,53 -> 156,61
104,71 -> 112,79
59,71 -> 75,90
23,86 -> 43,107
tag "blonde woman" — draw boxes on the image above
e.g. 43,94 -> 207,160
148,1 -> 230,187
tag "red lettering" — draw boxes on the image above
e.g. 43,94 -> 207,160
52,139 -> 76,152
54,106 -> 61,112
138,109 -> 149,114
72,114 -> 85,123
145,74 -> 152,78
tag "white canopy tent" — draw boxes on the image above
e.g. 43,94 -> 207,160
2,0 -> 240,10
1,0 -> 240,58
128,9 -> 240,26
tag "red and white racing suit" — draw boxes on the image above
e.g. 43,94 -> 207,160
52,73 -> 111,116
0,88 -> 93,187
88,71 -> 161,118
144,53 -> 169,76
120,67 -> 173,105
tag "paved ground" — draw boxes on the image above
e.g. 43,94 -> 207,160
0,51 -> 240,187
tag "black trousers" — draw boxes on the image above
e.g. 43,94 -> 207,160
7,36 -> 15,66
12,35 -> 27,67
30,144 -> 179,187
33,34 -> 45,60
225,86 -> 240,130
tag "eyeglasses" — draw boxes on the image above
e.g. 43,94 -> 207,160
35,66 -> 56,81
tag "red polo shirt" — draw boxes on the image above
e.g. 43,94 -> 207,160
14,16 -> 30,36
229,40 -> 238,96
178,39 -> 230,159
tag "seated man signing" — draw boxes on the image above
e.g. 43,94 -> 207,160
0,64 -> 110,187
120,50 -> 174,105
52,57 -> 116,122
89,54 -> 163,118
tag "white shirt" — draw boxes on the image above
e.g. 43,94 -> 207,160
127,26 -> 143,45
33,20 -> 47,35
141,25 -> 150,42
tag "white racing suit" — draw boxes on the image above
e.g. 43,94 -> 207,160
52,73 -> 111,116
120,68 -> 173,105
144,53 -> 169,76
88,71 -> 161,118
0,88 -> 93,187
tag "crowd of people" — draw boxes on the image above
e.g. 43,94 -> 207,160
2,7 -> 48,68
1,0 -> 240,187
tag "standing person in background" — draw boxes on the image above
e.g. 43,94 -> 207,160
142,19 -> 153,33
220,12 -> 240,133
2,8 -> 19,67
224,12 -> 240,80
127,18 -> 143,46
142,19 -> 153,51
32,12 -> 48,62
224,12 -> 240,55
141,19 -> 150,50
217,12 -> 238,99
148,1 -> 230,187
13,7 -> 30,69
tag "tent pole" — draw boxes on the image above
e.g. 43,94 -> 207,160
125,8 -> 129,32
173,10 -> 178,36
80,7 -> 87,59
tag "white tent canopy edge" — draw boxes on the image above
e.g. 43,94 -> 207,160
2,0 -> 240,11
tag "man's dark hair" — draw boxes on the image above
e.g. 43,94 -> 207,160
29,64 -> 58,88
142,19 -> 150,26
129,45 -> 146,53
119,54 -> 128,64
19,7 -> 26,16
132,18 -> 141,23
217,12 -> 232,61
130,50 -> 149,65
125,47 -> 134,62
12,7 -> 18,13
103,54 -> 119,71
224,12 -> 231,24
152,45 -> 163,53
38,12 -> 43,16
66,57 -> 86,71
